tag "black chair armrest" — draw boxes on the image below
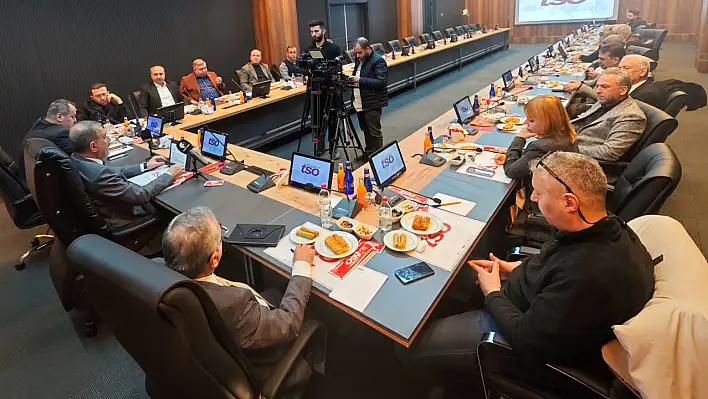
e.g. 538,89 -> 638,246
110,214 -> 159,238
260,320 -> 325,399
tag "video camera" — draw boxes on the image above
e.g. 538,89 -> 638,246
298,51 -> 349,89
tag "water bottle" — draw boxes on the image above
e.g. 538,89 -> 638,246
378,196 -> 393,232
363,168 -> 376,205
198,98 -> 205,113
344,161 -> 354,196
489,84 -> 496,98
318,183 -> 333,229
518,66 -> 524,79
472,95 -> 480,116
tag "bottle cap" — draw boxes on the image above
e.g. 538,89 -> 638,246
364,168 -> 369,173
381,196 -> 388,201
321,183 -> 327,188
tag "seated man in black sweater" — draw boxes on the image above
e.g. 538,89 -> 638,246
404,152 -> 654,383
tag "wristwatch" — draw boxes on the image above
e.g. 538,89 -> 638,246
142,162 -> 148,171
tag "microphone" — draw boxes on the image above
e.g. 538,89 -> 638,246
176,138 -> 210,167
127,92 -> 142,123
231,78 -> 244,92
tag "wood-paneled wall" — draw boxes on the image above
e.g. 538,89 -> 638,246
398,0 -> 424,39
253,0 -> 299,66
465,0 -> 704,44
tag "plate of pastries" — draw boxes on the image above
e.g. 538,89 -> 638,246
400,212 -> 443,236
383,230 -> 419,252
315,231 -> 359,259
290,225 -> 321,244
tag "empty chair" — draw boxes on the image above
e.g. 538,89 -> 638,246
637,28 -> 667,52
387,39 -> 402,53
0,145 -> 52,270
432,30 -> 444,41
455,26 -> 466,36
67,234 -> 324,399
371,42 -> 386,54
619,101 -> 678,162
444,28 -> 456,38
344,49 -> 356,64
663,90 -> 688,117
402,36 -> 418,47
419,33 -> 433,44
270,64 -> 282,81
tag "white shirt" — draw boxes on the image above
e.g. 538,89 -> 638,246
196,260 -> 312,308
154,82 -> 176,107
629,79 -> 646,94
353,63 -> 363,112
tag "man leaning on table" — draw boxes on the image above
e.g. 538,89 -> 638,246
179,59 -> 225,105
239,49 -> 275,93
163,206 -> 318,391
403,152 -> 654,389
138,65 -> 182,117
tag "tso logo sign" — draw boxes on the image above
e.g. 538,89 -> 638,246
207,137 -> 221,146
541,0 -> 585,5
380,155 -> 395,168
301,164 -> 321,176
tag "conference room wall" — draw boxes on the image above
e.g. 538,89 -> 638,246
435,0 -> 467,32
295,0 -> 398,52
0,0 -> 255,161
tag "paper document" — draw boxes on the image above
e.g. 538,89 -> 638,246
128,165 -> 169,187
432,193 -> 476,216
328,267 -> 387,313
108,146 -> 133,158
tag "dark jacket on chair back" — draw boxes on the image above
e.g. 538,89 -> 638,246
352,52 -> 389,111
24,118 -> 72,155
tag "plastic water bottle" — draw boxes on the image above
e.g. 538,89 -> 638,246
318,183 -> 333,229
378,196 -> 393,232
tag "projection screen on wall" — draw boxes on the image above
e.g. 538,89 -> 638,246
515,0 -> 620,25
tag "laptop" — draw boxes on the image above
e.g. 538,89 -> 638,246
157,102 -> 184,124
252,81 -> 271,98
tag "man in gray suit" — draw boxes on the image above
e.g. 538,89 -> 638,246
69,121 -> 185,228
162,206 -> 316,389
239,49 -> 275,92
572,68 -> 647,162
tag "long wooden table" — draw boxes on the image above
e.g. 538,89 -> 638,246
112,28 -> 597,347
162,29 -> 510,149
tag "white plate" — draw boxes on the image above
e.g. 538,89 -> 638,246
500,116 -> 526,125
383,230 -> 419,252
400,211 -> 443,236
314,231 -> 358,259
289,225 -> 321,245
496,123 -> 520,132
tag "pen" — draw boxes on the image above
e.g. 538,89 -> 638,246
435,201 -> 461,208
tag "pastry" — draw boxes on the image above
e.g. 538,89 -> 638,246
394,232 -> 407,250
412,215 -> 431,231
325,234 -> 350,255
296,226 -> 319,240
505,117 -> 520,124
495,154 -> 506,165
503,122 -> 515,130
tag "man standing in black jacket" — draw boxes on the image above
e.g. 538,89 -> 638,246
405,152 -> 654,380
349,37 -> 388,156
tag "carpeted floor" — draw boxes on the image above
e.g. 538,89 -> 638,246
0,41 -> 705,398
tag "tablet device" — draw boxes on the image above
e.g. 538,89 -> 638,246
557,44 -> 568,60
453,96 -> 475,124
157,102 -> 184,124
528,56 -> 539,73
200,130 -> 228,161
288,152 -> 334,193
369,140 -> 406,187
168,139 -> 189,168
252,81 -> 271,98
146,115 -> 164,138
501,70 -> 515,91
226,224 -> 285,247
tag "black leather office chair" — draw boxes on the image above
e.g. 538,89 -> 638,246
626,45 -> 659,62
444,28 -> 456,38
24,138 -> 159,336
419,33 -> 433,45
637,29 -> 667,52
0,145 -> 53,270
619,101 -> 678,163
67,234 -> 324,399
388,39 -> 402,53
402,36 -> 418,47
344,49 -> 356,64
270,64 -> 282,82
455,26 -> 466,36
663,90 -> 688,117
432,30 -> 444,41
131,90 -> 143,118
371,42 -> 386,54
645,22 -> 657,29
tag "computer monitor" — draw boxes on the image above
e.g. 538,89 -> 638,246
288,153 -> 334,193
557,44 -> 568,60
169,139 -> 189,168
454,96 -> 475,125
145,115 -> 164,138
528,56 -> 539,73
157,102 -> 184,124
200,129 -> 228,161
547,44 -> 554,57
369,140 -> 406,188
501,70 -> 515,91
252,81 -> 271,98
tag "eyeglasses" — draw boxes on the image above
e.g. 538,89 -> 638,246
537,153 -> 598,225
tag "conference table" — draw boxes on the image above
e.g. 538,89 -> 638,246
112,27 -> 597,347
162,28 -> 510,149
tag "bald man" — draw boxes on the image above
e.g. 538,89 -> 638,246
179,59 -> 225,104
239,49 -> 275,92
138,65 -> 183,117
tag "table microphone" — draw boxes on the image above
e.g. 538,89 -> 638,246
176,138 -> 210,167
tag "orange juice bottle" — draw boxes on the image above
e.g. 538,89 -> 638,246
336,163 -> 345,190
357,178 -> 367,205
424,126 -> 433,153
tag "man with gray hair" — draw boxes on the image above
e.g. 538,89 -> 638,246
70,121 -> 185,228
23,99 -> 77,155
618,54 -> 663,108
405,152 -> 654,381
572,68 -> 647,161
163,206 -> 317,387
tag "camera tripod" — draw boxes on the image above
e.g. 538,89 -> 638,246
297,78 -> 364,161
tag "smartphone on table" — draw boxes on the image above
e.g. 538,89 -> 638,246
395,262 -> 435,284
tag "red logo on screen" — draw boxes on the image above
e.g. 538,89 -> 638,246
541,0 -> 585,5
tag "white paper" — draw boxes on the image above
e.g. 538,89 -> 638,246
432,193 -> 476,216
328,267 -> 387,313
107,146 -> 133,158
127,165 -> 169,187
453,151 -> 512,184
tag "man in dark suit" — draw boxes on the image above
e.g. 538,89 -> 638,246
619,54 -> 664,108
69,121 -> 185,228
138,65 -> 182,117
349,37 -> 388,156
77,83 -> 129,123
24,99 -> 77,155
179,59 -> 225,105
162,206 -> 317,390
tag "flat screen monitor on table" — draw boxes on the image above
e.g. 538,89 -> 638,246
200,130 -> 228,161
145,115 -> 164,138
454,96 -> 475,124
502,70 -> 515,91
157,102 -> 184,124
369,140 -> 406,187
288,153 -> 334,193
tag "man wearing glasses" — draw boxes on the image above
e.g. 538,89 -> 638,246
404,152 -> 654,388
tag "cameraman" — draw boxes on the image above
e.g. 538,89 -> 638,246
349,37 -> 388,156
306,19 -> 343,157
